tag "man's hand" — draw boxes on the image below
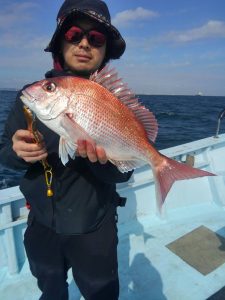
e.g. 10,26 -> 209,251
12,129 -> 48,163
77,140 -> 107,164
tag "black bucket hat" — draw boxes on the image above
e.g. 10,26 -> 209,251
45,0 -> 126,59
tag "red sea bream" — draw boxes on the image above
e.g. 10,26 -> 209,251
20,66 -> 215,208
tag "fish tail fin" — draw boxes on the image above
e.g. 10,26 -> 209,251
153,154 -> 215,210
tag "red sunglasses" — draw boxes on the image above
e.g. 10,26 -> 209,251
64,26 -> 107,48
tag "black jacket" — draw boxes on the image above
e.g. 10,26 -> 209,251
0,70 -> 133,234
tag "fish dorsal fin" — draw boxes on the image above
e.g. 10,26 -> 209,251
90,65 -> 158,142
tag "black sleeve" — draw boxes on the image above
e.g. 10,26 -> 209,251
85,159 -> 133,184
0,91 -> 30,170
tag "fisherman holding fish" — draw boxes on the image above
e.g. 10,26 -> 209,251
0,0 -> 215,299
0,1 -> 133,299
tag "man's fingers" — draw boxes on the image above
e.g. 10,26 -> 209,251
77,140 -> 108,164
96,145 -> 107,164
22,152 -> 48,163
77,140 -> 87,158
12,129 -> 34,141
13,140 -> 45,152
77,140 -> 98,162
16,148 -> 47,158
86,141 -> 97,163
12,129 -> 47,163
13,129 -> 45,144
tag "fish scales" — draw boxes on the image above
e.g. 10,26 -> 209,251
69,82 -> 148,159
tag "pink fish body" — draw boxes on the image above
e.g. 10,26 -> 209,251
21,66 -> 215,208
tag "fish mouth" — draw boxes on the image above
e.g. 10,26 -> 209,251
21,90 -> 36,103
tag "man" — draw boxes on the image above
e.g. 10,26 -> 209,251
0,1 -> 132,299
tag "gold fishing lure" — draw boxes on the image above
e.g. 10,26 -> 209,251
23,105 -> 54,197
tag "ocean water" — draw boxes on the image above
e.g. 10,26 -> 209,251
0,90 -> 225,190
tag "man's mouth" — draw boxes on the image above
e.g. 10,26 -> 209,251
75,54 -> 92,61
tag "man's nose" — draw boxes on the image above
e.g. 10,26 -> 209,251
78,36 -> 90,49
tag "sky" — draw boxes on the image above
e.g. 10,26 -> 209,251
0,0 -> 225,96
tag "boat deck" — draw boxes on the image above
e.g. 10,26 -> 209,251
1,202 -> 225,299
118,202 -> 225,300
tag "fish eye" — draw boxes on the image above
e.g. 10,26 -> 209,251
43,82 -> 56,92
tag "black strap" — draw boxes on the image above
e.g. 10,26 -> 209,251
117,196 -> 127,207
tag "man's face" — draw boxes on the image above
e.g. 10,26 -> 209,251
61,17 -> 107,76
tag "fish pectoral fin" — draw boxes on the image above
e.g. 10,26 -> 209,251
61,113 -> 94,144
59,137 -> 77,165
109,158 -> 146,173
59,114 -> 96,165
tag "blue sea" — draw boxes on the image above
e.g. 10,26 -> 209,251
0,89 -> 225,190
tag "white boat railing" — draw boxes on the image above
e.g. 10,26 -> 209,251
1,134 -> 225,276
0,186 -> 27,274
215,108 -> 225,138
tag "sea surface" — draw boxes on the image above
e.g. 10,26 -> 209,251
0,90 -> 225,190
